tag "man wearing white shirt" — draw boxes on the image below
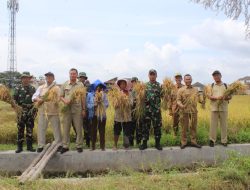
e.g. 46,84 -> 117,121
32,72 -> 62,152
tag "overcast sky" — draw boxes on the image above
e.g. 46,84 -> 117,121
0,0 -> 250,84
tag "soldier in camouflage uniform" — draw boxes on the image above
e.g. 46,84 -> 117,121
140,69 -> 162,151
13,72 -> 36,153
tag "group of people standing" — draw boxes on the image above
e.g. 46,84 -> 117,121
12,68 -> 230,154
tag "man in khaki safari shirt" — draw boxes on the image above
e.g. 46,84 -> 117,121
177,74 -> 203,149
208,70 -> 231,147
60,68 -> 86,154
32,72 -> 62,153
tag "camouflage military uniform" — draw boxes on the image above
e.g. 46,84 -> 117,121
13,84 -> 36,147
142,81 -> 162,141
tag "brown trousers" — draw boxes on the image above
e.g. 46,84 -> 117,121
181,113 -> 197,146
172,113 -> 180,134
91,116 -> 106,150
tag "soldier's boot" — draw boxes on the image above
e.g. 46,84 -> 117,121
136,139 -> 141,146
139,140 -> 147,150
27,141 -> 35,152
86,137 -> 90,148
155,138 -> 162,151
129,137 -> 134,147
15,142 -> 23,153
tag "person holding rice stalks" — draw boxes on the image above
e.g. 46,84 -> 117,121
168,73 -> 184,136
129,77 -> 143,146
86,80 -> 109,151
110,79 -> 133,150
32,72 -> 62,153
177,74 -> 203,149
207,70 -> 232,147
78,72 -> 91,148
13,72 -> 36,153
60,68 -> 86,154
0,84 -> 22,119
140,69 -> 163,151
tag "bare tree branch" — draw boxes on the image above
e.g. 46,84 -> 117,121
192,0 -> 250,38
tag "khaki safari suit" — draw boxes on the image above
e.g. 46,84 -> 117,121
32,82 -> 62,149
168,84 -> 184,134
61,81 -> 85,149
209,83 -> 229,144
177,85 -> 202,146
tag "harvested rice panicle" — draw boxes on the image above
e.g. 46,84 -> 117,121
161,78 -> 175,110
108,87 -> 131,121
95,91 -> 106,121
61,87 -> 86,113
0,85 -> 22,121
132,82 -> 146,124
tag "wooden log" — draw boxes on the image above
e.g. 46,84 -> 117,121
18,143 -> 51,181
28,143 -> 61,181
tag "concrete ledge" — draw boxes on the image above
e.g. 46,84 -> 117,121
0,144 -> 249,173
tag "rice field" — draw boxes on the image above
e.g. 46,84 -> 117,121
0,95 -> 250,148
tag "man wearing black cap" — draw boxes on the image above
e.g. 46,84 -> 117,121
13,72 -> 36,153
32,72 -> 62,152
207,70 -> 231,147
140,69 -> 163,150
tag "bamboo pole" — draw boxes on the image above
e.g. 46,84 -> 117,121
18,143 -> 51,182
19,142 -> 61,183
28,143 -> 61,181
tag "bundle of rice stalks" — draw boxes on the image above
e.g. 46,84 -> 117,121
161,78 -> 175,110
45,87 -> 59,103
61,87 -> 86,113
0,85 -> 22,120
132,82 -> 146,124
108,87 -> 131,121
71,87 -> 87,103
95,91 -> 106,121
34,87 -> 59,108
185,93 -> 198,113
200,85 -> 212,109
218,81 -> 247,106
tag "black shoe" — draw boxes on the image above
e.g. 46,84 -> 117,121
27,145 -> 36,152
36,147 -> 43,153
60,147 -> 69,154
221,143 -> 227,147
77,148 -> 83,153
129,139 -> 134,147
57,146 -> 63,152
15,144 -> 23,153
191,143 -> 202,148
209,140 -> 214,147
139,140 -> 147,150
86,139 -> 90,148
136,140 -> 141,145
155,139 -> 162,151
180,144 -> 187,149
